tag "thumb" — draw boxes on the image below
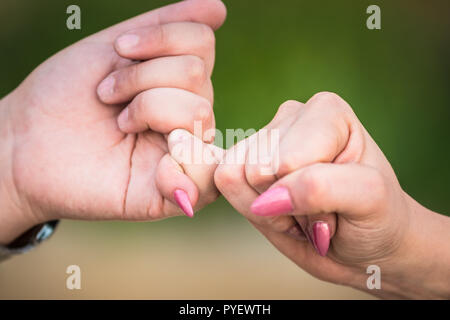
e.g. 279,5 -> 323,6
251,162 -> 386,220
250,163 -> 387,257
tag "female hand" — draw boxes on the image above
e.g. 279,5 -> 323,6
214,92 -> 450,299
0,0 -> 227,244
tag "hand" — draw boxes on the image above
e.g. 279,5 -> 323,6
0,0 -> 227,244
214,92 -> 450,299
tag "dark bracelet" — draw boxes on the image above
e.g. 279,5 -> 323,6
0,220 -> 59,262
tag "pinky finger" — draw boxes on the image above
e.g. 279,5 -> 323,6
294,213 -> 336,257
156,154 -> 199,218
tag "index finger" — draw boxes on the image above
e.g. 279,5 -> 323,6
96,0 -> 227,42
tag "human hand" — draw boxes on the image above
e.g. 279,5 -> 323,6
0,0 -> 227,244
214,92 -> 450,299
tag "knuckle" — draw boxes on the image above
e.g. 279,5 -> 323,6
278,100 -> 302,113
133,91 -> 150,118
195,98 -> 212,122
265,216 -> 296,234
277,154 -> 300,177
184,56 -> 207,87
309,91 -> 353,113
310,91 -> 342,105
308,92 -> 355,129
152,24 -> 166,46
214,164 -> 241,191
245,164 -> 266,188
127,63 -> 142,88
268,100 -> 303,128
199,24 -> 215,48
201,189 -> 221,206
274,100 -> 303,119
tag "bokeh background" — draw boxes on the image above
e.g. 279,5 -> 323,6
0,0 -> 449,299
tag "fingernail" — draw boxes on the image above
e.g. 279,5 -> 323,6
174,189 -> 194,218
97,76 -> 115,100
312,221 -> 330,256
116,34 -> 140,51
250,186 -> 293,216
287,224 -> 308,241
117,108 -> 129,129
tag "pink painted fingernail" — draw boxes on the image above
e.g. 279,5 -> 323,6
116,34 -> 140,51
312,221 -> 330,256
97,76 -> 115,100
250,186 -> 293,216
174,189 -> 194,218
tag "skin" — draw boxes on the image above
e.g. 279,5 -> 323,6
0,0 -> 227,244
1,0 -> 448,299
214,92 -> 450,299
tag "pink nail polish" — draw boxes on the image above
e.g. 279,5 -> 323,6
174,189 -> 194,218
250,186 -> 293,216
312,221 -> 330,256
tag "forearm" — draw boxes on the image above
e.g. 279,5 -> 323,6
0,93 -> 38,245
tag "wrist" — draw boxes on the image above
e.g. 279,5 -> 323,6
0,92 -> 41,245
369,194 -> 450,299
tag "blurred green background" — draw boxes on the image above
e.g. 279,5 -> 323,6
0,0 -> 449,299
